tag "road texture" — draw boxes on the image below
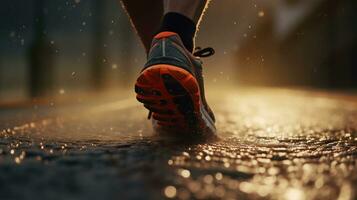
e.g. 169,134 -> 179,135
0,88 -> 356,200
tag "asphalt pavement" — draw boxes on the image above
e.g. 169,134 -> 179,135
0,87 -> 356,200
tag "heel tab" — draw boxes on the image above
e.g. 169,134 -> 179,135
154,31 -> 178,39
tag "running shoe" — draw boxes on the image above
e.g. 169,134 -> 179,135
135,31 -> 216,136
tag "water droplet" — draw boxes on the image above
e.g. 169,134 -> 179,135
215,172 -> 223,180
258,11 -> 265,17
59,89 -> 65,95
164,186 -> 177,198
9,31 -> 15,38
15,157 -> 21,164
284,188 -> 304,200
180,169 -> 190,178
205,155 -> 211,161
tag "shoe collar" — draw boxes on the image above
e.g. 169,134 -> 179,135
154,31 -> 178,39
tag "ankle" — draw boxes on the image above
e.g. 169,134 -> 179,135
158,12 -> 196,52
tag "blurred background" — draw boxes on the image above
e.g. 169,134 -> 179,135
0,0 -> 356,103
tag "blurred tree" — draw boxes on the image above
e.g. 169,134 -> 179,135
117,9 -> 135,87
28,0 -> 55,97
91,0 -> 107,90
235,0 -> 357,88
0,56 -> 2,97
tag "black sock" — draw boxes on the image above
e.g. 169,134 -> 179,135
158,12 -> 196,52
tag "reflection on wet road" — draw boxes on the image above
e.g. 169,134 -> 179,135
0,88 -> 356,200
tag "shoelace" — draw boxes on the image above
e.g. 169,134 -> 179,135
193,47 -> 215,58
147,47 -> 215,120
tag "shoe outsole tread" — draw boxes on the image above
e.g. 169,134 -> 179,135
135,64 -> 202,131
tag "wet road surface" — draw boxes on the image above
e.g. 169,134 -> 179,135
0,88 -> 356,200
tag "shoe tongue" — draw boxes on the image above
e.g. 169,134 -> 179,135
154,31 -> 178,39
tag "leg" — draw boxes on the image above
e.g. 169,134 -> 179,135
120,0 -> 163,53
159,0 -> 210,52
163,0 -> 210,26
121,0 -> 210,53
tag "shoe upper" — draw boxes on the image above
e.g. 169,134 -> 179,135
144,31 -> 215,123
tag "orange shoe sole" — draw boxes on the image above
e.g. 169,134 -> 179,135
135,64 -> 204,132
